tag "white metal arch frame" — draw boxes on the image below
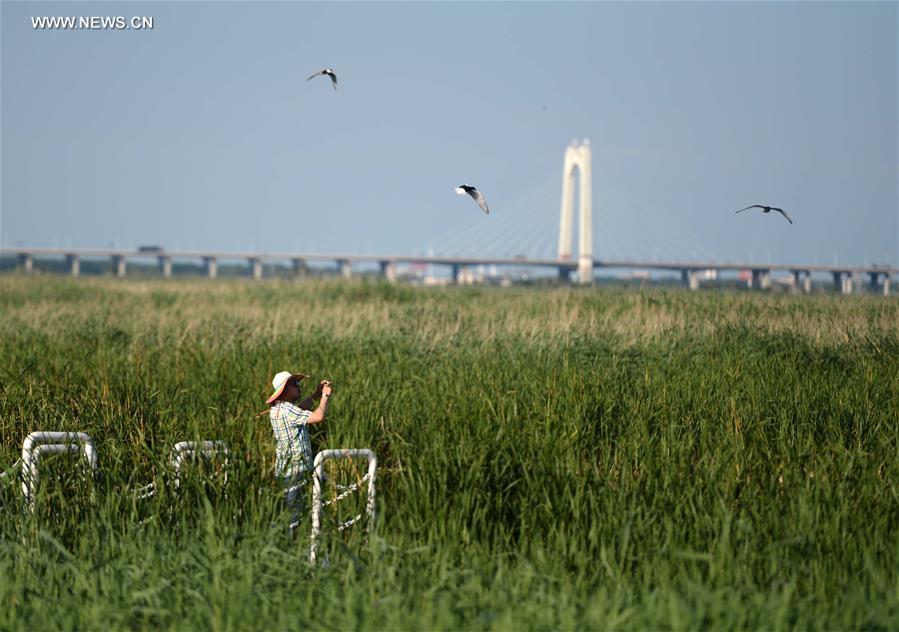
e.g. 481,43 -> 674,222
20,431 -> 98,513
310,448 -> 377,564
170,440 -> 230,489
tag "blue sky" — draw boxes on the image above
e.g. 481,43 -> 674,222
2,1 -> 896,266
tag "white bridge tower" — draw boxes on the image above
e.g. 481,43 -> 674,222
558,139 -> 593,284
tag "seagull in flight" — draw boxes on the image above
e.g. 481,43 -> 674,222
306,68 -> 338,90
735,204 -> 793,224
455,185 -> 490,214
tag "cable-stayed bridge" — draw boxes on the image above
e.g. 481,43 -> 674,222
2,140 -> 896,295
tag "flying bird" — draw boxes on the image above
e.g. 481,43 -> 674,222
455,185 -> 490,214
735,204 -> 793,224
306,68 -> 338,90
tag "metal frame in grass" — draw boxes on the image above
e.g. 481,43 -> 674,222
20,431 -> 98,513
133,439 -> 231,499
310,448 -> 378,564
170,440 -> 230,490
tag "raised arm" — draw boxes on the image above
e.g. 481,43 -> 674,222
297,379 -> 325,410
307,381 -> 333,425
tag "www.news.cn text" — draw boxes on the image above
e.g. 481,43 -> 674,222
32,16 -> 154,30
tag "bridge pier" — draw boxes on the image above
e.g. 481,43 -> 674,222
868,272 -> 880,293
749,269 -> 771,290
338,259 -> 352,279
158,256 -> 172,278
380,260 -> 397,283
18,253 -> 33,273
832,271 -> 853,294
203,257 -> 218,279
452,264 -> 462,284
681,269 -> 699,291
790,270 -> 812,294
867,272 -> 893,296
66,254 -> 80,277
111,255 -> 126,278
291,258 -> 307,278
249,258 -> 263,280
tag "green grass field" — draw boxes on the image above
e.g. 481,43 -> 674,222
0,276 -> 897,630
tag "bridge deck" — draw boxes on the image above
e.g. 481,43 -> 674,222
2,247 -> 895,276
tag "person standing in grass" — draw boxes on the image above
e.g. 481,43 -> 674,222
266,370 -> 333,527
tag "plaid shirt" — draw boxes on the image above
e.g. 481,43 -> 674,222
269,401 -> 314,480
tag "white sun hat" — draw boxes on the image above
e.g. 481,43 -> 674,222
266,370 -> 308,404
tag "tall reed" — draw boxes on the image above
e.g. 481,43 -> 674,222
0,276 -> 896,629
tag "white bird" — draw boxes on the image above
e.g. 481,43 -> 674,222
306,68 -> 338,90
735,204 -> 793,224
455,185 -> 490,214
